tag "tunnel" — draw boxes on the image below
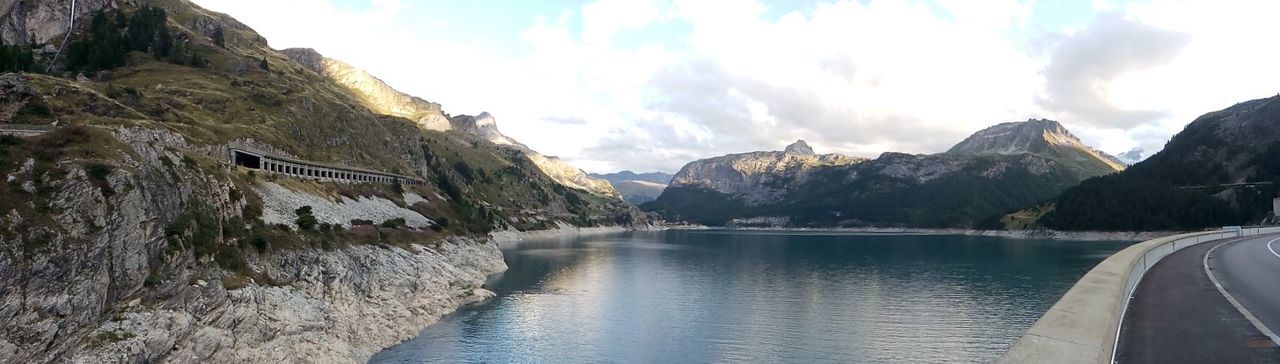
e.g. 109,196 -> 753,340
233,150 -> 262,169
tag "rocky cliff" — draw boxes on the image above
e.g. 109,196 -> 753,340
667,140 -> 864,204
646,121 -> 1123,227
0,1 -> 646,362
0,0 -> 113,45
946,118 -> 1125,177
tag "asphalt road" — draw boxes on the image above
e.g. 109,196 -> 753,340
1115,236 -> 1280,363
1210,235 -> 1280,347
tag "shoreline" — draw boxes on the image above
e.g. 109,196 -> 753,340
489,222 -> 667,247
666,225 -> 1177,242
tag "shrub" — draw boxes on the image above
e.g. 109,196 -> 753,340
380,217 -> 406,229
294,206 -> 317,230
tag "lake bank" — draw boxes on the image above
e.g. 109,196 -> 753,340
668,225 -> 1174,241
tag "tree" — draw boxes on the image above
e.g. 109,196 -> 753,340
294,206 -> 318,230
211,26 -> 225,48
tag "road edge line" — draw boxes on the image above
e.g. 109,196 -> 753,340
1203,238 -> 1280,347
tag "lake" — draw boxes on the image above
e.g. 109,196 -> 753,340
371,230 -> 1130,363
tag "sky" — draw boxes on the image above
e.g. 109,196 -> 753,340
193,0 -> 1280,173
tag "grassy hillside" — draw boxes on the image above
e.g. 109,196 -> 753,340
5,0 -> 640,247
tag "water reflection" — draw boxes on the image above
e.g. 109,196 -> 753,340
372,230 -> 1130,363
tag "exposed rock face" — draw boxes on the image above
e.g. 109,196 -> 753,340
0,0 -> 114,45
649,121 -> 1123,227
281,48 -> 452,131
449,112 -> 620,198
946,118 -> 1126,173
70,239 -> 504,364
783,140 -> 814,155
668,140 -> 864,204
0,127 -> 506,363
0,73 -> 36,122
450,112 -> 517,146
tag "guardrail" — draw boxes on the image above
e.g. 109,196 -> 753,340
998,226 -> 1280,364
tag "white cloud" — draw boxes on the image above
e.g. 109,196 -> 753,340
194,0 -> 1280,173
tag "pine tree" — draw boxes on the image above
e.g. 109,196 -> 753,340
211,26 -> 225,48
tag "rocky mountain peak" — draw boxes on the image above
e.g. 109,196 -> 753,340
450,112 -> 517,147
946,119 -> 1070,155
784,140 -> 815,155
946,118 -> 1125,173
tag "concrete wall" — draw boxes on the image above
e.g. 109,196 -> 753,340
999,226 -> 1280,363
228,148 -> 425,186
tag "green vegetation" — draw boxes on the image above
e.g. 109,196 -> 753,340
645,155 -> 1076,228
1042,98 -> 1280,231
380,217 -> 406,229
66,6 -> 186,72
0,0 -> 639,289
0,40 -> 36,72
293,205 -> 318,231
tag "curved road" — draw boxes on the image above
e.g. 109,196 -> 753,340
1116,235 -> 1280,363
1211,235 -> 1280,346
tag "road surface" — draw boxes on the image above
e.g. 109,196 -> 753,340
1115,235 -> 1280,363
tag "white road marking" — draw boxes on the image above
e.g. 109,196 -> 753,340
1205,238 -> 1280,347
1268,237 -> 1280,259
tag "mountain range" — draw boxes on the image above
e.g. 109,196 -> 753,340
644,119 -> 1125,227
588,171 -> 674,204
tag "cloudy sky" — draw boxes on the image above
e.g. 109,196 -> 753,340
194,0 -> 1280,173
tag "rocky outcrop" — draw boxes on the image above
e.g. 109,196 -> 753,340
946,118 -> 1126,174
281,48 -> 452,131
70,239 -> 504,364
649,122 -> 1124,228
0,0 -> 114,45
0,126 -> 506,363
450,112 -> 518,147
783,139 -> 814,155
668,140 -> 863,204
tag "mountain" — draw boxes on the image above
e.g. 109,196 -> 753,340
946,119 -> 1126,177
1041,95 -> 1280,231
665,140 -> 865,205
589,171 -> 674,204
281,49 -> 619,198
0,1 -> 645,362
1116,148 -> 1145,165
280,48 -> 452,131
645,122 -> 1124,227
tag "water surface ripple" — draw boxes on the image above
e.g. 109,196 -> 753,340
371,230 -> 1130,363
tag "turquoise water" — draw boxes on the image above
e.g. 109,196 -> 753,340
371,230 -> 1130,363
